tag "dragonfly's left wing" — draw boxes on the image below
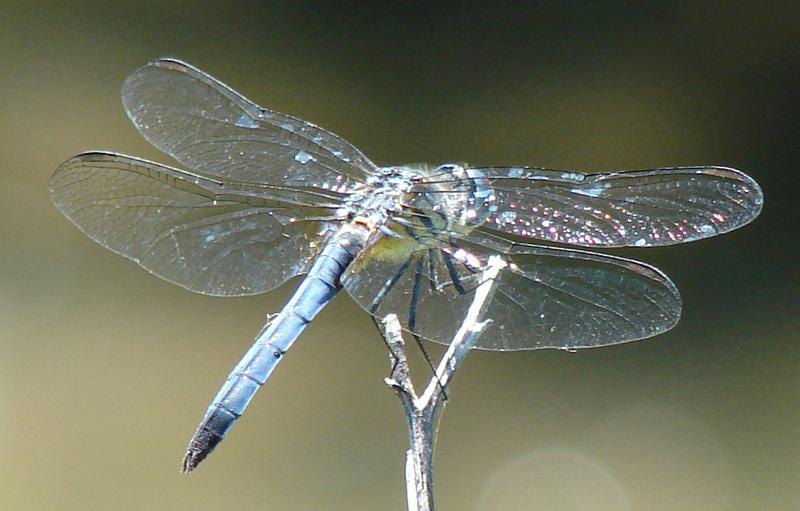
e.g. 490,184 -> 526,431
51,152 -> 340,296
418,166 -> 763,247
122,58 -> 374,190
342,231 -> 680,351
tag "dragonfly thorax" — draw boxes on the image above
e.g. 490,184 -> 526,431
339,166 -> 421,229
339,164 -> 498,234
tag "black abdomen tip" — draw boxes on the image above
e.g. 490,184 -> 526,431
181,426 -> 224,473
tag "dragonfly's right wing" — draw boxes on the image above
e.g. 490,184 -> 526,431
412,165 -> 762,247
342,227 -> 680,351
122,58 -> 374,190
51,152 -> 340,296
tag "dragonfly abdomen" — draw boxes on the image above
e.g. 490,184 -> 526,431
181,225 -> 369,473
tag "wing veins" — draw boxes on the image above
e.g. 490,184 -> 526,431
173,109 -> 371,175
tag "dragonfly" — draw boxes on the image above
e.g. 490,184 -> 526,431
49,58 -> 763,473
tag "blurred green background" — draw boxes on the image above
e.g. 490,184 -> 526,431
1,2 -> 797,510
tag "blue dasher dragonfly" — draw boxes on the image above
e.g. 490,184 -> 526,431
49,58 -> 763,473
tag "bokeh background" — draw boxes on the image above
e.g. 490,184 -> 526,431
1,2 -> 797,510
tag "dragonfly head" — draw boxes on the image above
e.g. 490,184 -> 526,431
406,163 -> 498,229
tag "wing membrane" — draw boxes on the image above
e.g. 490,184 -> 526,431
121,58 -> 374,189
416,166 -> 763,247
50,152 -> 338,296
342,227 -> 681,350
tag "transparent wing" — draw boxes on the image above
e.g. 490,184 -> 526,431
50,152 -> 340,296
342,227 -> 680,351
121,58 -> 374,189
416,166 -> 763,247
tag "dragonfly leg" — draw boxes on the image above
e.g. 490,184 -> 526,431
369,257 -> 412,370
406,257 -> 424,335
408,251 -> 447,399
441,248 -> 468,295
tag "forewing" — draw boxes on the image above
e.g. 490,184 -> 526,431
121,58 -> 374,189
50,152 -> 337,296
437,166 -> 762,247
342,228 -> 681,350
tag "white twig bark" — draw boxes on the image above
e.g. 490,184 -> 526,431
381,255 -> 507,511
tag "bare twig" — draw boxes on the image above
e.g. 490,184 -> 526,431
381,255 -> 507,511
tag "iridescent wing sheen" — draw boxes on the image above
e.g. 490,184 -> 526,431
342,226 -> 681,351
121,58 -> 374,190
414,166 -> 763,247
50,152 -> 341,296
